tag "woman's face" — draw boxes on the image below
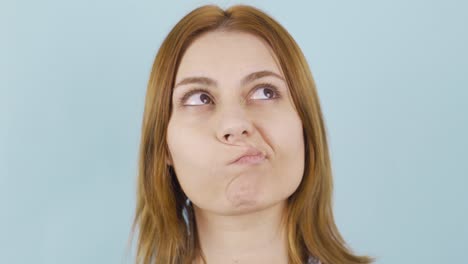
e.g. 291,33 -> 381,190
166,31 -> 304,216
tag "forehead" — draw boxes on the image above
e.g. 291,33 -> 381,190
175,31 -> 283,83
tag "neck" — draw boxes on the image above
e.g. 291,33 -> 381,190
192,201 -> 289,264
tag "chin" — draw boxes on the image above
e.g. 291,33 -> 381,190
221,197 -> 285,216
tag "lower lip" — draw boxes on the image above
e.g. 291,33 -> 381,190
233,154 -> 266,165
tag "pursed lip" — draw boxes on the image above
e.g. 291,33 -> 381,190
229,146 -> 266,165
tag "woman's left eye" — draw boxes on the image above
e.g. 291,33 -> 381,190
250,84 -> 281,100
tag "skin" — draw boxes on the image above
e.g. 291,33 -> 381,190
166,31 -> 305,263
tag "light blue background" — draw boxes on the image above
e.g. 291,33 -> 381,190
2,0 -> 467,263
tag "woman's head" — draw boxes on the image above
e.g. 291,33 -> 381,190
166,30 -> 305,215
131,4 -> 375,264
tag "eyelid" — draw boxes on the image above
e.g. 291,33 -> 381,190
177,82 -> 281,106
178,88 -> 210,106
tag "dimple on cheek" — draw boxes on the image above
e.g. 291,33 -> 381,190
225,174 -> 262,208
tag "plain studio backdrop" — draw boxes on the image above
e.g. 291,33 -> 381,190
2,0 -> 467,263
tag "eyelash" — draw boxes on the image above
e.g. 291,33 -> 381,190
177,82 -> 282,107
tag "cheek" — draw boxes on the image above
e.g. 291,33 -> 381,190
166,115 -> 208,159
166,117 -> 216,196
267,108 -> 304,152
268,110 -> 305,189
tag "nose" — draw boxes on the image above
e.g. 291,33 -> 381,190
217,106 -> 255,144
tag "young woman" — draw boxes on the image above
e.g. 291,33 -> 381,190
130,4 -> 375,264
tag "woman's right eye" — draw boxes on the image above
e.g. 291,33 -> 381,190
179,89 -> 213,106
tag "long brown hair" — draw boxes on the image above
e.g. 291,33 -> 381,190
129,4 -> 375,264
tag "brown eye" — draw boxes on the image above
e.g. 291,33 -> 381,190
193,93 -> 212,105
181,89 -> 213,106
250,84 -> 280,100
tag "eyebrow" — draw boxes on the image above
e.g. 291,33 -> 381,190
173,70 -> 285,89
